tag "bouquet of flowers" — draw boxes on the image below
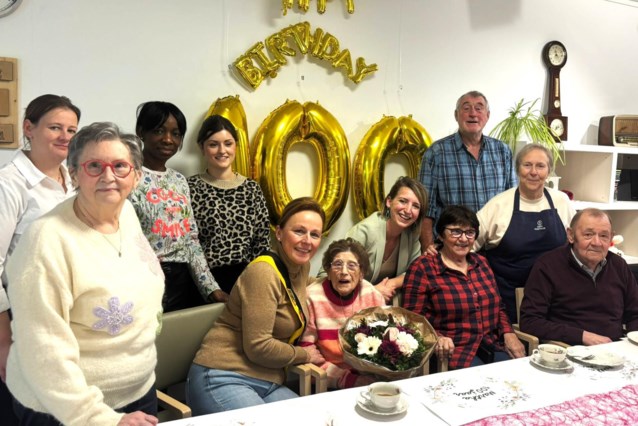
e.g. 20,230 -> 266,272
339,306 -> 437,380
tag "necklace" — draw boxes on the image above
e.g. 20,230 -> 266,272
74,199 -> 122,257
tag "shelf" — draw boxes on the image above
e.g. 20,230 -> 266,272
571,201 -> 638,210
563,144 -> 638,155
557,146 -> 637,259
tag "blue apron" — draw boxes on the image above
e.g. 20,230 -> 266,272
485,188 -> 567,323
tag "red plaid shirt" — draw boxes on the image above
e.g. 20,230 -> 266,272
402,252 -> 513,369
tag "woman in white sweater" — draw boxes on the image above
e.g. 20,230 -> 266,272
6,122 -> 164,426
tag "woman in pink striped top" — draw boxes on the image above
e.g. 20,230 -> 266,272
299,238 -> 385,389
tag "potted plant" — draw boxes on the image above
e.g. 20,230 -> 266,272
489,98 -> 565,168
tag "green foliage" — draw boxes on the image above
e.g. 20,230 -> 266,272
489,98 -> 565,167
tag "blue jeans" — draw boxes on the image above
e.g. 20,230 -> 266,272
470,350 -> 511,367
186,364 -> 298,415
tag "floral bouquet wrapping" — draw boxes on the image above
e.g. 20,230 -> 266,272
339,306 -> 438,380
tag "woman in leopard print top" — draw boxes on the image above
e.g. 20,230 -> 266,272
187,115 -> 270,293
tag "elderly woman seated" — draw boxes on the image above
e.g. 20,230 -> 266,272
402,205 -> 526,370
299,238 -> 385,389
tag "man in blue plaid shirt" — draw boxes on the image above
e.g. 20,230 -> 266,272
418,90 -> 517,249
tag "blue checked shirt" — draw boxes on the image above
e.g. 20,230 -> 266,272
418,132 -> 517,227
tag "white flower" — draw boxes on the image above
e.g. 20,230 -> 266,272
354,332 -> 367,343
395,331 -> 419,356
384,326 -> 400,341
357,336 -> 382,356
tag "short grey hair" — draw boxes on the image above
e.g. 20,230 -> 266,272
455,90 -> 490,112
515,143 -> 554,176
68,122 -> 143,172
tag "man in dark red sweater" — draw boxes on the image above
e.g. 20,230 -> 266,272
520,208 -> 638,346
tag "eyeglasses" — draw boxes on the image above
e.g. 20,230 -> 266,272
459,103 -> 486,113
330,261 -> 360,272
80,160 -> 134,178
445,228 -> 477,239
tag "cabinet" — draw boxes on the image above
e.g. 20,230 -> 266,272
555,145 -> 638,262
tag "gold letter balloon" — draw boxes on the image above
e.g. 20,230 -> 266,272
282,0 -> 355,15
233,22 -> 377,90
204,95 -> 251,177
352,115 -> 432,221
251,100 -> 350,234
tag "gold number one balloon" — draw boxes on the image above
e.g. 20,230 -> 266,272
205,95 -> 251,177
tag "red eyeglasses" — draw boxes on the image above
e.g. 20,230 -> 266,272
80,160 -> 134,178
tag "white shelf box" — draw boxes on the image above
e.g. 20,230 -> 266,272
556,146 -> 638,260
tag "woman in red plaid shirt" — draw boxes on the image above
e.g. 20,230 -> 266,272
402,205 -> 525,369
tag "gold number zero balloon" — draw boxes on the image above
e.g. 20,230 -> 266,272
352,115 -> 432,221
205,95 -> 251,177
252,100 -> 350,233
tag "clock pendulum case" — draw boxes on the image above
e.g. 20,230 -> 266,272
542,40 -> 568,141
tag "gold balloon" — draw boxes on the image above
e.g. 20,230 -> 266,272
352,115 -> 433,221
282,0 -> 354,14
204,95 -> 251,177
252,100 -> 350,233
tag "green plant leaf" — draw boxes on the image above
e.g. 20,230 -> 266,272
489,98 -> 565,167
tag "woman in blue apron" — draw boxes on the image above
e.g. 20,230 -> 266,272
475,144 -> 576,323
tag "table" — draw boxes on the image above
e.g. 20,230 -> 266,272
163,340 -> 638,426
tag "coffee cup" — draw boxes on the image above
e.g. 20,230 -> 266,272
360,382 -> 401,411
533,343 -> 567,365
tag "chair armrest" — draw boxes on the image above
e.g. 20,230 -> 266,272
437,356 -> 449,372
514,329 -> 539,354
157,389 -> 191,419
289,363 -> 328,395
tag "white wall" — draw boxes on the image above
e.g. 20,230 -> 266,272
2,0 -> 637,273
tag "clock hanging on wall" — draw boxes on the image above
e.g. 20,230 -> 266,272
0,0 -> 22,18
542,40 -> 568,141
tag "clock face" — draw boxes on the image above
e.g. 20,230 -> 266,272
0,0 -> 22,18
550,118 -> 565,137
548,44 -> 567,67
554,100 -> 561,108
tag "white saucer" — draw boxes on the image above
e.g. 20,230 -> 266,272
569,351 -> 624,368
356,393 -> 408,416
627,331 -> 638,346
567,345 -> 591,359
530,353 -> 572,372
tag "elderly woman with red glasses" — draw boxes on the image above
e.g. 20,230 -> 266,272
299,238 -> 384,389
5,122 -> 163,425
402,205 -> 525,370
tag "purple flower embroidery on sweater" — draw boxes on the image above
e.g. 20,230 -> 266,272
93,297 -> 134,335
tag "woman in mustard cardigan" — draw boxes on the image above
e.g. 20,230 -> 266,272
187,197 -> 326,414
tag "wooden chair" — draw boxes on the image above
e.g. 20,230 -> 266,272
514,287 -> 569,353
155,303 -> 225,421
432,291 -> 539,373
515,287 -> 567,349
155,303 -> 327,422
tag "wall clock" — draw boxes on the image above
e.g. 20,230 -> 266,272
0,0 -> 22,18
542,40 -> 568,141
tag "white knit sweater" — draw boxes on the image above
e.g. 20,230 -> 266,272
6,197 -> 164,425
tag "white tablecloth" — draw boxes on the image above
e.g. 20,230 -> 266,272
163,340 -> 638,426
